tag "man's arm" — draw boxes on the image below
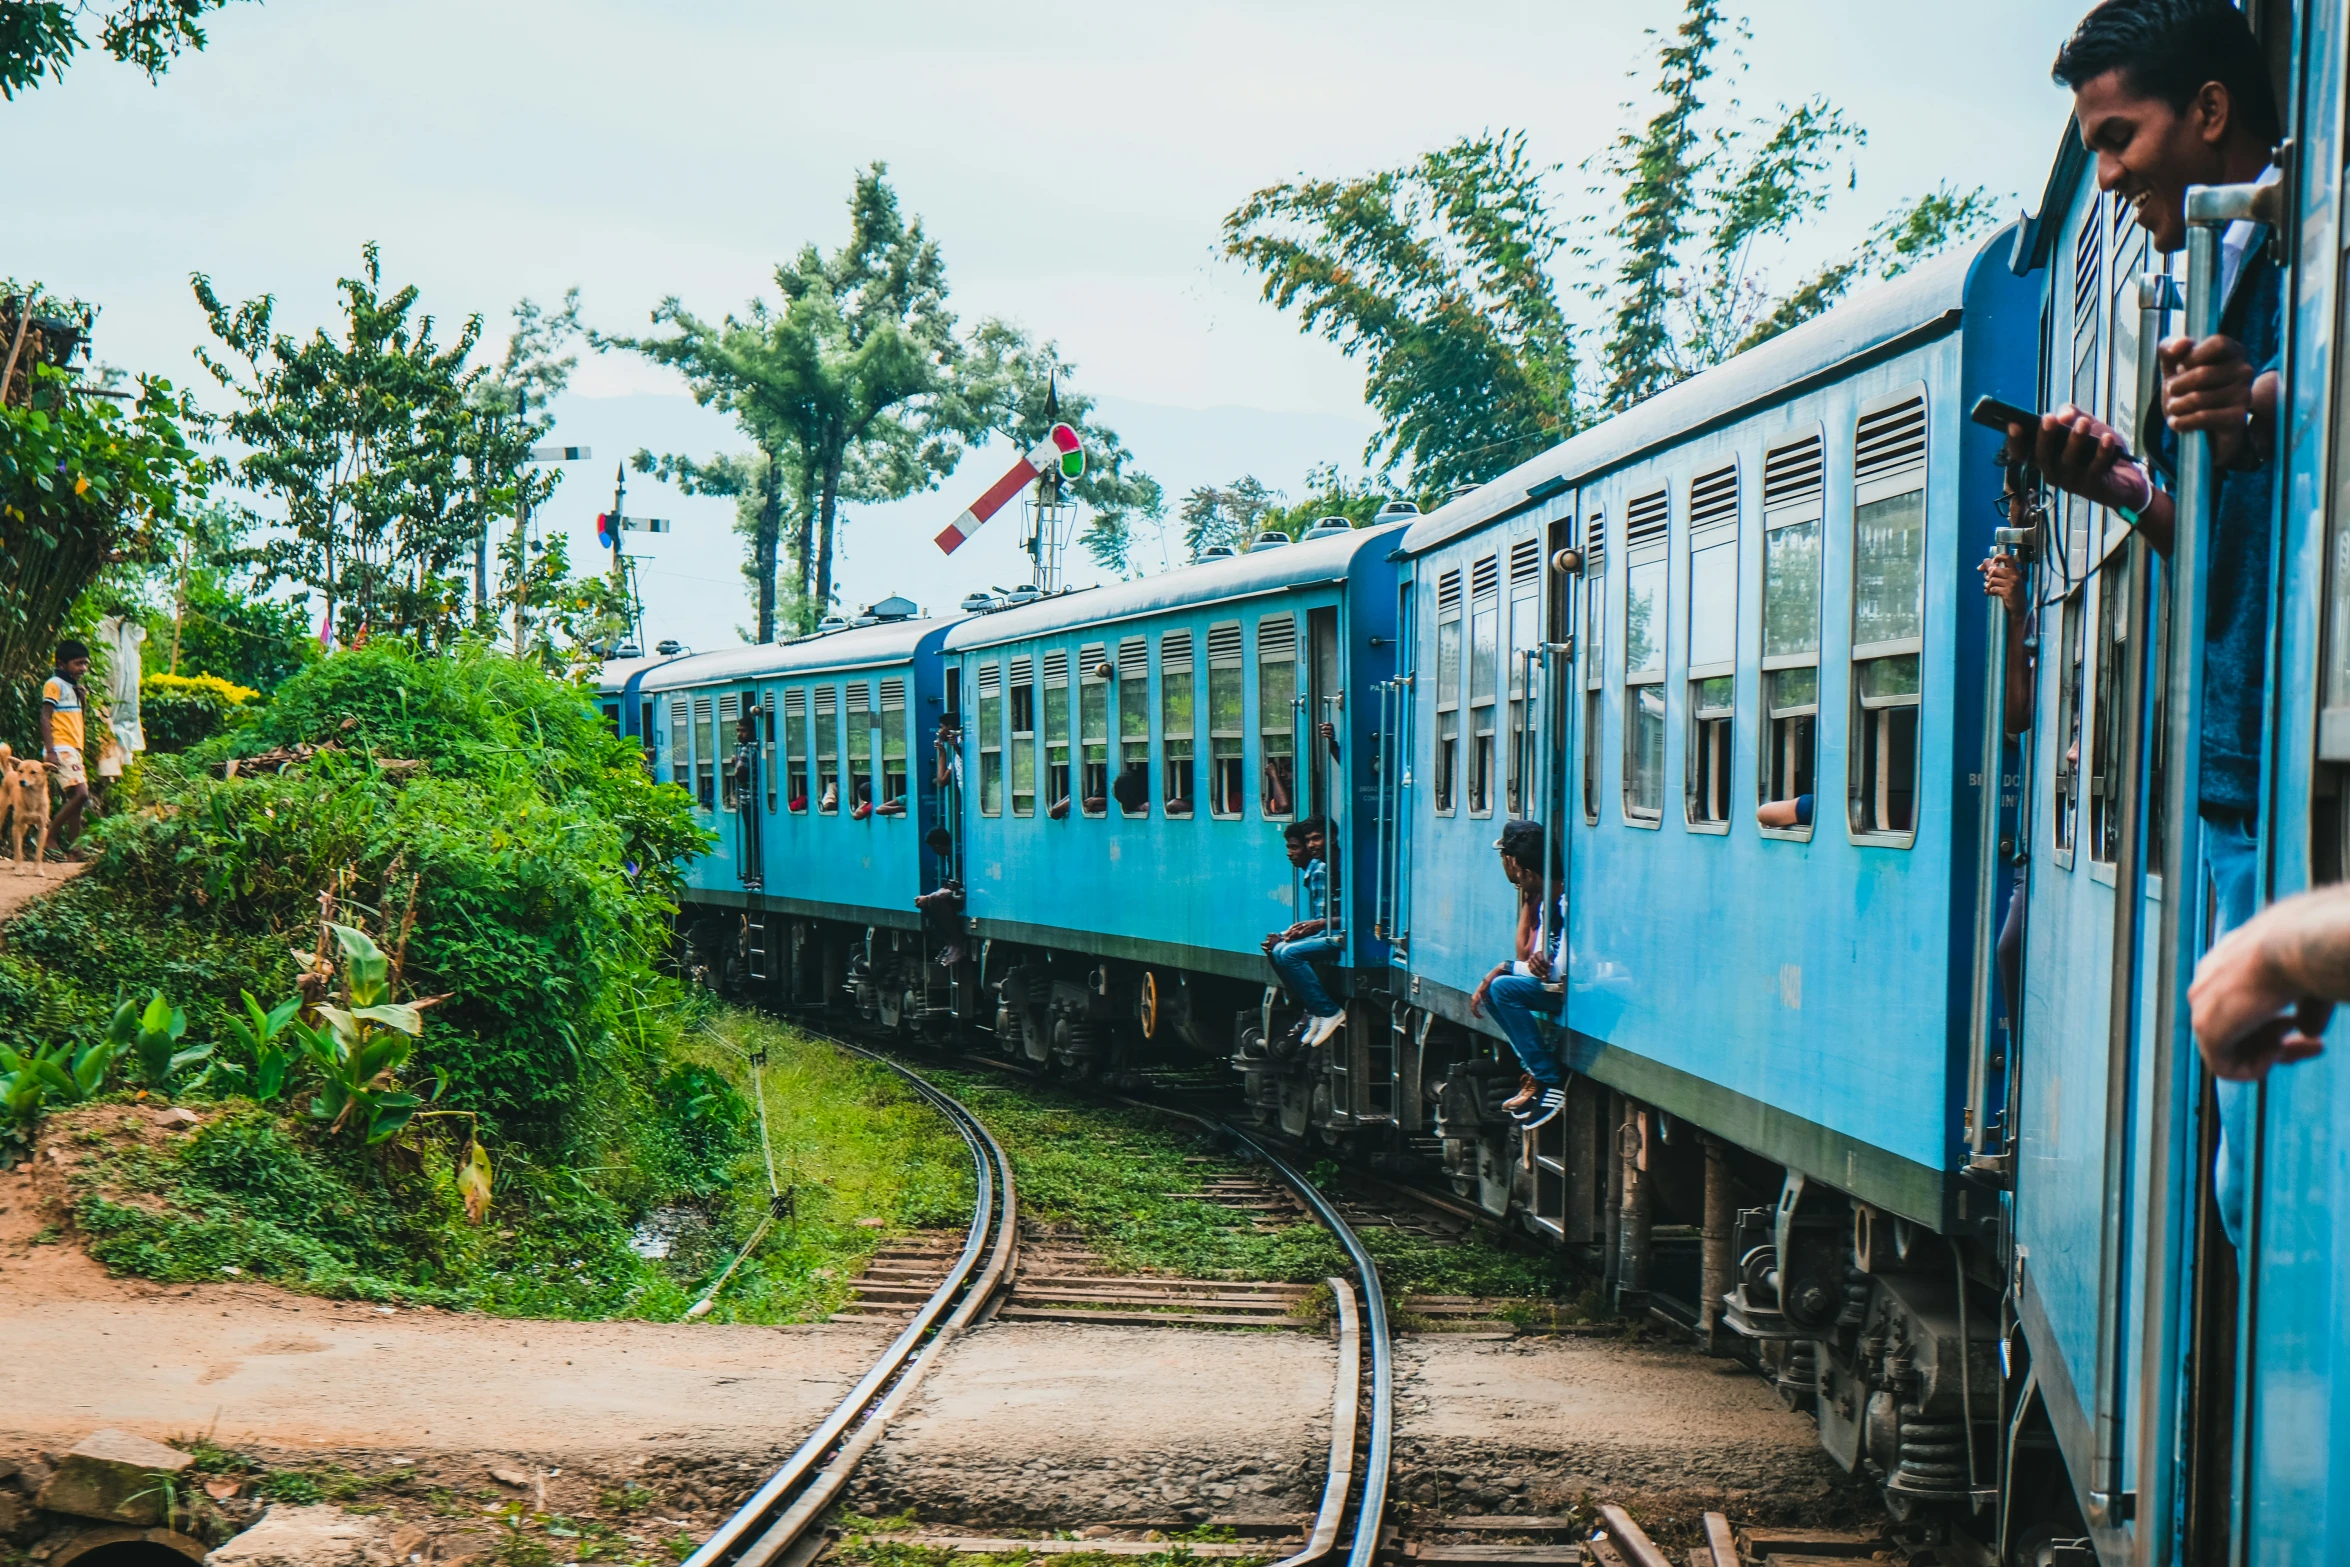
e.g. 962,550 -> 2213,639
2190,886 -> 2348,1080
1980,553 -> 2035,738
36,695 -> 54,762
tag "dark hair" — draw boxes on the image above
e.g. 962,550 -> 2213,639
2052,0 -> 2281,145
1282,816 -> 1329,848
1111,763 -> 1150,812
1498,817 -> 1544,870
55,639 -> 88,664
924,826 -> 952,855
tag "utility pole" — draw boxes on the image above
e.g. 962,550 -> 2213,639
609,463 -> 627,587
507,438 -> 591,659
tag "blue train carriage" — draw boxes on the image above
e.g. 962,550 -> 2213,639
938,520 -> 1406,1096
1381,229 -> 2037,1525
631,602 -> 964,1023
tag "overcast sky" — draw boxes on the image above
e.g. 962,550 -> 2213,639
15,0 -> 2085,647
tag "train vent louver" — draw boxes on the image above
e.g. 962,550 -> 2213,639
1043,649 -> 1069,685
1626,489 -> 1670,551
694,696 -> 713,728
1764,436 -> 1826,519
784,688 -> 806,718
2073,208 -> 2100,327
1162,628 -> 1193,669
1437,568 -> 1462,614
1207,622 -> 1244,666
1259,615 -> 1296,661
719,693 -> 739,723
1583,515 -> 1605,577
1470,554 -> 1499,600
975,665 -> 1000,699
1118,638 -> 1149,680
1009,655 -> 1033,687
1689,465 -> 1739,535
1856,397 -> 1928,493
1079,641 -> 1108,679
1509,537 -> 1542,586
880,678 -> 905,711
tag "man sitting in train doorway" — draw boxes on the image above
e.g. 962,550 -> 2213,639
1263,818 -> 1345,1054
2002,0 -> 2285,1249
1470,819 -> 1568,1130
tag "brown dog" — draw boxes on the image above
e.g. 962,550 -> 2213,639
6,757 -> 51,876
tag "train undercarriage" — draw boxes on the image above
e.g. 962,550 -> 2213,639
678,898 -> 2071,1565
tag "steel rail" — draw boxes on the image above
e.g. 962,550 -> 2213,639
683,1032 -> 1017,1567
1221,1121 -> 1394,1567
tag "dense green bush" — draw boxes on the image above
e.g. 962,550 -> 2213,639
18,640 -> 708,1143
139,670 -> 258,752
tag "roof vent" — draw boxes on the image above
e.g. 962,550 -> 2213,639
1002,583 -> 1042,606
815,615 -> 850,634
863,594 -> 917,622
1248,529 -> 1291,551
1197,544 -> 1238,560
1302,516 -> 1355,539
1374,499 -> 1421,521
959,591 -> 998,613
614,644 -> 643,660
655,639 -> 684,656
1446,482 -> 1481,503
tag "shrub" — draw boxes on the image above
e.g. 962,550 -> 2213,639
141,671 -> 259,753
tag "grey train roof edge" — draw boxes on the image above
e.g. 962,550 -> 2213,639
630,616 -> 963,694
939,520 -> 1411,654
1396,231 -> 2009,559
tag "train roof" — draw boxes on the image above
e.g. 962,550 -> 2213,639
940,520 -> 1409,653
631,616 -> 960,694
1397,230 -> 2009,559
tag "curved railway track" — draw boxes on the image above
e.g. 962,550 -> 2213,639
690,1027 -> 1395,1567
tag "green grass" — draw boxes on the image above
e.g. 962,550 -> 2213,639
56,1009 -> 970,1324
921,1067 -> 1577,1302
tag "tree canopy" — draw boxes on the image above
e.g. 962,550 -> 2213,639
1223,0 -> 1999,490
1,0 -> 243,98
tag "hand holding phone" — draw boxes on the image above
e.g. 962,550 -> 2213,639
1969,394 -> 2039,434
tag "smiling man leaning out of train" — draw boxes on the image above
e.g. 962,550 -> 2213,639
1999,0 -> 2286,1250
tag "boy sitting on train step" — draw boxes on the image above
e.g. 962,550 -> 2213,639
2004,0 -> 2288,1250
1471,819 -> 1568,1130
1263,818 -> 1345,1051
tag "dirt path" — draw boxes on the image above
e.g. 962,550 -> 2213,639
0,859 -> 88,927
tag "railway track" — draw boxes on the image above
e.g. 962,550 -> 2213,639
690,1026 -> 1397,1567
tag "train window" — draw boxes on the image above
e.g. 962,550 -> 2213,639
1009,656 -> 1036,818
880,678 -> 908,809
1760,433 -> 1824,835
973,668 -> 1001,816
1848,393 -> 1927,843
2053,589 -> 2086,858
1435,568 -> 1461,814
1468,556 -> 1498,815
668,696 -> 690,793
846,683 -> 875,814
1118,638 -> 1150,817
1043,650 -> 1071,815
694,696 -> 718,811
1208,621 -> 1245,817
1080,642 -> 1110,814
1506,539 -> 1542,816
1259,614 -> 1298,818
639,699 -> 657,773
719,693 -> 741,811
1582,518 -> 1605,825
1684,464 -> 1738,831
1621,490 -> 1668,824
1161,631 -> 1195,817
784,688 -> 809,812
600,701 -> 621,732
815,686 -> 840,813
2088,553 -> 2130,864
761,695 -> 777,815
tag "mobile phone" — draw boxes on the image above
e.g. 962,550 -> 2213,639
1970,394 -> 2040,433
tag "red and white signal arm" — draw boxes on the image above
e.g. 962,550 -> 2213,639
934,423 -> 1084,556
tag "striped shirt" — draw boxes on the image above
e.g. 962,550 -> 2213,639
1300,858 -> 1328,923
41,674 -> 83,753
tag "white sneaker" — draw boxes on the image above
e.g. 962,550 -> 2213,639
1303,1010 -> 1347,1048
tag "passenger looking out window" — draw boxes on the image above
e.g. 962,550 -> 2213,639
2013,0 -> 2290,1250
1262,817 -> 1345,1055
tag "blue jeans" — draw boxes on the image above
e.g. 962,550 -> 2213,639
1488,972 -> 1565,1089
2203,817 -> 2259,1251
1269,935 -> 1344,1018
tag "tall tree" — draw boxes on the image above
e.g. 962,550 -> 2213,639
2,0 -> 244,98
605,164 -> 971,632
1224,0 -> 1999,485
631,446 -> 818,638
